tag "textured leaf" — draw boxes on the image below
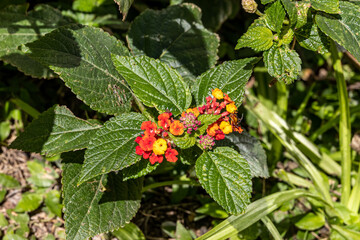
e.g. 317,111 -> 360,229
78,113 -> 147,185
111,223 -> 145,240
0,173 -> 20,189
310,0 -> 340,14
112,55 -> 192,116
216,132 -> 269,178
0,4 -> 67,78
185,0 -> 240,31
10,105 -> 101,155
62,151 -> 143,240
127,4 -> 219,83
14,193 -> 43,212
295,23 -> 330,54
114,0 -> 134,20
315,2 -> 360,62
263,45 -> 301,84
122,159 -> 159,181
281,0 -> 311,29
194,58 -> 257,106
27,24 -> 132,115
169,133 -> 196,149
236,27 -> 274,51
264,1 -> 286,33
196,114 -> 221,136
195,147 -> 252,215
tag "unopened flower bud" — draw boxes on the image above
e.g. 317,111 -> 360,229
242,0 -> 258,14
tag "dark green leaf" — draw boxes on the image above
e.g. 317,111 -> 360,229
236,27 -> 274,51
0,173 -> 20,189
195,147 -> 252,215
112,55 -> 192,116
194,59 -> 257,106
114,0 -> 134,20
111,223 -> 145,240
281,0 -> 311,29
263,45 -> 301,84
10,105 -> 101,155
295,212 -> 325,230
295,22 -> 330,54
122,159 -> 159,181
216,132 -> 269,178
14,193 -> 43,212
78,113 -> 147,185
27,24 -> 132,115
127,4 -> 219,83
169,133 -> 196,149
310,0 -> 340,14
264,1 -> 286,33
62,151 -> 143,240
315,2 -> 360,62
0,4 -> 68,78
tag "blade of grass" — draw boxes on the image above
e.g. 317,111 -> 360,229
10,98 -> 40,119
261,216 -> 283,240
348,165 -> 360,212
330,41 -> 352,206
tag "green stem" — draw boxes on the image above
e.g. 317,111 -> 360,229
141,180 -> 199,193
261,216 -> 283,240
349,165 -> 360,212
133,96 -> 155,122
330,41 -> 352,206
10,98 -> 40,119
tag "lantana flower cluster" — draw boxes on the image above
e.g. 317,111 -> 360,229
135,88 -> 243,164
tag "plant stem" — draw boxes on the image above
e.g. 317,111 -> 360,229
330,41 -> 352,206
133,95 -> 155,122
261,216 -> 283,240
141,180 -> 199,193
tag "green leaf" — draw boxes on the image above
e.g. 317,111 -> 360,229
185,0 -> 240,31
122,159 -> 159,181
315,2 -> 360,62
263,45 -> 301,84
114,0 -> 134,20
0,212 -> 8,227
3,234 -> 27,240
216,132 -> 269,178
14,193 -> 43,212
0,173 -> 20,189
264,1 -> 286,33
0,190 -> 6,202
27,160 -> 58,187
196,202 -> 229,219
175,221 -> 193,240
10,105 -> 101,155
78,113 -> 147,185
0,121 -> 10,141
169,133 -> 196,149
195,147 -> 252,215
295,22 -> 330,54
310,0 -> 340,14
27,24 -> 132,115
295,212 -> 325,230
236,27 -> 274,51
112,55 -> 192,116
281,0 -> 311,29
45,190 -> 62,218
261,0 -> 275,4
9,212 -> 29,237
196,114 -> 221,136
111,223 -> 145,240
194,58 -> 258,106
127,4 -> 219,83
62,151 -> 143,240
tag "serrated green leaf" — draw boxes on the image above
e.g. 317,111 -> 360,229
14,193 -> 43,212
78,113 -> 147,185
295,212 -> 325,230
236,27 -> 274,51
127,4 -> 219,83
111,223 -> 145,240
295,22 -> 330,54
27,24 -> 132,115
281,0 -> 297,26
281,0 -> 311,29
195,114 -> 221,136
310,0 -> 340,14
112,55 -> 192,116
0,173 -> 20,189
169,133 -> 196,149
10,105 -> 101,155
185,0 -> 240,31
263,45 -> 301,84
216,132 -> 269,178
195,147 -> 252,215
315,2 -> 360,62
194,59 -> 257,106
114,0 -> 134,20
62,151 -> 143,240
122,159 -> 159,181
279,27 -> 294,45
0,4 -> 68,78
264,1 -> 285,33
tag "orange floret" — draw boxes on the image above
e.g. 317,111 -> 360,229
207,123 -> 219,137
212,88 -> 224,100
169,120 -> 184,136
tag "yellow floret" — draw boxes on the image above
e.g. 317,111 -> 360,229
226,102 -> 237,113
220,121 -> 233,134
152,138 -> 168,155
212,88 -> 224,100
